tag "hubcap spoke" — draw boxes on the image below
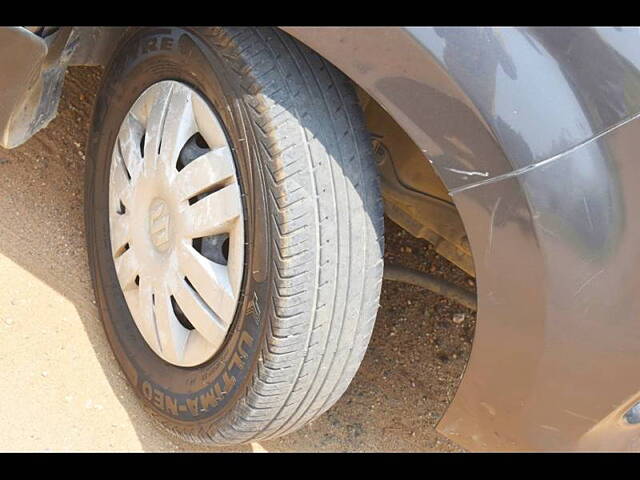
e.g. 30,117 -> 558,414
183,183 -> 242,238
158,86 -> 198,172
173,146 -> 235,202
192,95 -> 228,149
110,150 -> 134,207
142,83 -> 173,173
108,80 -> 245,367
132,276 -> 162,353
114,248 -> 139,290
177,242 -> 237,325
117,113 -> 145,183
154,284 -> 190,363
172,276 -> 227,348
110,214 -> 130,257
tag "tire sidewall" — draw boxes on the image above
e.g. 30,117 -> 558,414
86,27 -> 272,425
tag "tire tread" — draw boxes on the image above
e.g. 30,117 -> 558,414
159,26 -> 384,445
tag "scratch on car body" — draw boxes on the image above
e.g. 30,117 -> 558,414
445,167 -> 490,178
574,269 -> 605,297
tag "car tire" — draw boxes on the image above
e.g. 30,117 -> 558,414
84,26 -> 384,445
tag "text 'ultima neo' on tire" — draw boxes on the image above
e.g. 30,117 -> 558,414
84,26 -> 384,445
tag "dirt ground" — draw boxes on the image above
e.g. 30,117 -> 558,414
0,67 -> 476,452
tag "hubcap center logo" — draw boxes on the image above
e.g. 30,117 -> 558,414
149,198 -> 172,252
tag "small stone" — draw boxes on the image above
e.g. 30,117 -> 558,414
3,317 -> 14,326
452,313 -> 466,324
41,371 -> 48,377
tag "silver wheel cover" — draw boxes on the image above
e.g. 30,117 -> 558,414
108,81 -> 245,367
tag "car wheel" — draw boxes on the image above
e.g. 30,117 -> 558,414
84,26 -> 384,445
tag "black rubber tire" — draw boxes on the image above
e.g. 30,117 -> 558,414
85,26 -> 384,445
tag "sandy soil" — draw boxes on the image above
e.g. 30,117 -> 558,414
0,67 -> 475,452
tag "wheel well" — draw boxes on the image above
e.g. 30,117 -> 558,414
353,85 -> 474,276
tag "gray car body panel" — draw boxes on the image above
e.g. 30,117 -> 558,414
0,27 -> 48,148
283,26 -> 640,451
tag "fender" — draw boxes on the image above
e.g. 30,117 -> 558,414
283,26 -> 640,451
